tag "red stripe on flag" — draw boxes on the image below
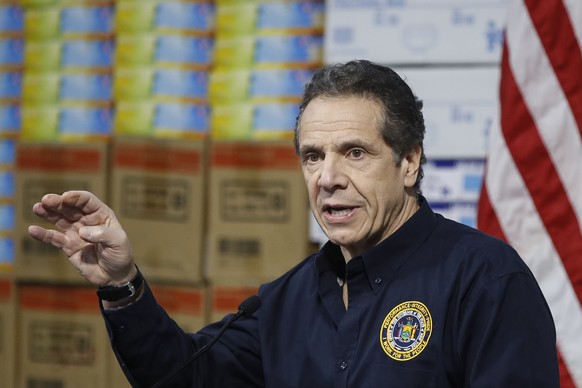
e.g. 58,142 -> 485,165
476,181 -> 507,242
525,0 -> 582,134
499,43 -> 582,305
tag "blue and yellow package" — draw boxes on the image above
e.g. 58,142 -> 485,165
0,139 -> 16,166
0,71 -> 21,100
0,39 -> 23,67
0,105 -> 20,133
0,5 -> 23,34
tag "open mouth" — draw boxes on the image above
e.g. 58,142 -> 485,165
324,205 -> 354,217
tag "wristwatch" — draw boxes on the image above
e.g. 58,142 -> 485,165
97,268 -> 144,302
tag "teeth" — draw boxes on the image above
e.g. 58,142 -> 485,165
329,208 -> 351,216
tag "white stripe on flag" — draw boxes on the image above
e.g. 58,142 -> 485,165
563,0 -> 582,46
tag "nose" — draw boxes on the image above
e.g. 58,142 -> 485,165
318,155 -> 348,191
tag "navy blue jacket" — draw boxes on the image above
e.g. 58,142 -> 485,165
104,199 -> 559,387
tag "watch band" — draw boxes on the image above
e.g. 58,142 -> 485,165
97,267 -> 144,302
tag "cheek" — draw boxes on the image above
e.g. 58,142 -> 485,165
303,171 -> 319,197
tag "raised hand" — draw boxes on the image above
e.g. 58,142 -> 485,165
28,190 -> 136,287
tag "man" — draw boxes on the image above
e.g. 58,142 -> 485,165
29,60 -> 559,387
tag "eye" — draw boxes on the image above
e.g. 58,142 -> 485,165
303,152 -> 321,164
348,148 -> 365,159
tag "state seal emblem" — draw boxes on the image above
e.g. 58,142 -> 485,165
379,301 -> 432,361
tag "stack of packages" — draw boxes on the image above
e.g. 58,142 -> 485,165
109,5 -> 216,386
13,2 -> 120,387
0,2 -> 21,271
15,1 -> 113,278
113,0 -> 214,137
21,2 -> 114,141
10,2 -> 122,387
205,0 -> 324,321
0,4 -> 22,387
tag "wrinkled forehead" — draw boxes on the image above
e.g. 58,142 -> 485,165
297,96 -> 384,142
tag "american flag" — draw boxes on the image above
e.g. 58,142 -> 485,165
477,0 -> 582,387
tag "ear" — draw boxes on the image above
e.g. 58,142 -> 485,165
402,145 -> 422,188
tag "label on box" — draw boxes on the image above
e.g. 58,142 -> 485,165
120,177 -> 191,222
28,321 -> 95,365
221,180 -> 289,223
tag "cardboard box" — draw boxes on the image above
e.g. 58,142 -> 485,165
205,140 -> 312,285
0,277 -> 16,388
108,282 -> 206,387
110,136 -> 207,284
15,141 -> 109,283
395,66 -> 500,159
17,284 -> 110,388
325,0 -> 506,65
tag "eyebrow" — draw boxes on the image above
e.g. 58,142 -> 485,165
299,138 -> 376,157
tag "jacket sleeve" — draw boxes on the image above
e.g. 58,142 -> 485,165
102,282 -> 264,388
458,271 -> 560,387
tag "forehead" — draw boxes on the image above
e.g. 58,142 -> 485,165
298,96 -> 384,146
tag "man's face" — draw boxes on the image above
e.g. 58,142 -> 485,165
298,96 -> 420,258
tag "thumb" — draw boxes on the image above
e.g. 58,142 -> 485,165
79,224 -> 128,248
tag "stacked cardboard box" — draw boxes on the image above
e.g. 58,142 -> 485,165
17,284 -> 112,387
110,136 -> 208,284
205,0 -> 322,307
14,141 -> 110,283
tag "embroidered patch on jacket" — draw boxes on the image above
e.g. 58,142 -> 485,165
379,301 -> 432,361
